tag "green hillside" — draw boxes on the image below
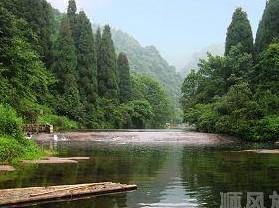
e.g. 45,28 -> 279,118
111,29 -> 183,104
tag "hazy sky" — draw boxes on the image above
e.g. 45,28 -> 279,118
47,0 -> 267,68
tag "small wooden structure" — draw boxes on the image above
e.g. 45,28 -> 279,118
0,182 -> 137,206
23,124 -> 53,134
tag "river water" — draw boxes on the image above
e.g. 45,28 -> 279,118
0,131 -> 278,208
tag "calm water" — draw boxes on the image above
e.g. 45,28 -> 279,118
0,132 -> 278,208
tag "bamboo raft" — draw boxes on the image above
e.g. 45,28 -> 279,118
0,182 -> 137,206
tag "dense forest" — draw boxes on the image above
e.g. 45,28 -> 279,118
0,0 -> 176,161
0,0 -> 175,129
181,1 -> 279,141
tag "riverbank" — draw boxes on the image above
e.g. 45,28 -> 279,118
34,130 -> 237,145
0,136 -> 44,164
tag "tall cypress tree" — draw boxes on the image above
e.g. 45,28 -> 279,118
117,53 -> 132,103
98,25 -> 119,101
67,0 -> 77,16
95,27 -> 102,79
75,11 -> 97,104
225,8 -> 254,55
51,16 -> 83,121
255,0 -> 279,53
67,0 -> 79,47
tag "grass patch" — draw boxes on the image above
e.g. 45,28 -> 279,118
0,136 -> 43,163
0,104 -> 54,164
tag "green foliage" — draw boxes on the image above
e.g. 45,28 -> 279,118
181,46 -> 254,113
225,45 -> 253,89
4,0 -> 53,65
0,5 -> 51,107
256,116 -> 279,141
108,100 -> 153,129
127,100 -> 153,129
0,105 -> 42,163
0,0 -> 179,137
182,8 -> 279,142
38,114 -> 78,131
93,98 -> 119,129
51,16 -> 77,93
255,0 -> 279,53
225,8 -> 254,55
67,0 -> 78,42
254,43 -> 279,94
75,11 -> 98,104
67,0 -> 77,16
117,53 -> 132,103
0,136 -> 42,163
0,136 -> 25,162
98,25 -> 119,101
254,89 -> 279,116
131,74 -> 172,128
95,27 -> 102,78
0,0 -> 191,164
50,16 -> 84,121
181,45 -> 279,141
0,105 -> 23,139
214,83 -> 262,139
181,54 -> 226,108
16,99 -> 42,124
184,104 -> 218,133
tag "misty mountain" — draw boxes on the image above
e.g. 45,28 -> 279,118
180,43 -> 224,76
111,29 -> 183,103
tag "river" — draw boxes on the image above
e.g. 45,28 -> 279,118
0,130 -> 278,208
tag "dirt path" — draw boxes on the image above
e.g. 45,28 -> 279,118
34,130 -> 236,145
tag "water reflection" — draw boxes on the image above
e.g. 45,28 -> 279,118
0,140 -> 278,207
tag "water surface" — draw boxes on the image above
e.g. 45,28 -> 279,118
0,131 -> 278,208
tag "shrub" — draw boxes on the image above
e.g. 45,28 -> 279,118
129,100 -> 153,129
0,136 -> 42,162
197,106 -> 218,133
0,104 -> 23,139
184,104 -> 218,132
256,115 -> 279,141
0,136 -> 24,162
38,114 -> 79,131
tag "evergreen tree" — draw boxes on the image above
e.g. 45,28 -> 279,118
67,0 -> 77,16
67,0 -> 79,47
255,0 -> 279,53
96,27 -> 102,78
117,53 -> 132,103
4,0 -> 53,66
225,8 -> 253,55
98,25 -> 119,101
254,43 -> 279,94
0,5 -> 51,119
75,11 -> 98,104
51,16 -> 83,121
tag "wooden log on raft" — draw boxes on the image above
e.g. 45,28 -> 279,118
0,182 -> 137,206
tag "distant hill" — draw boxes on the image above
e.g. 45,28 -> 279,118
51,11 -> 183,103
180,44 -> 224,77
111,29 -> 183,103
